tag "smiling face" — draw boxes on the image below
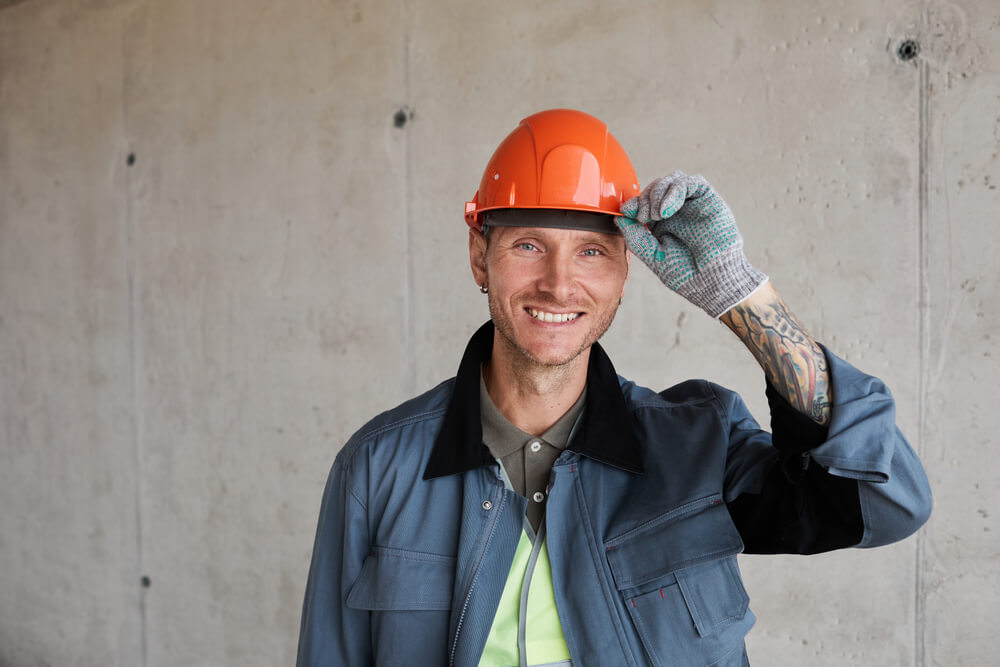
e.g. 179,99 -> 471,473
470,222 -> 629,370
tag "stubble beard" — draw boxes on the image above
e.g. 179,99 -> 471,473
487,293 -> 620,372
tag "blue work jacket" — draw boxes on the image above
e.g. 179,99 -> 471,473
297,322 -> 932,666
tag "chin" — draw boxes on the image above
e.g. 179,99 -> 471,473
515,333 -> 592,368
525,349 -> 583,368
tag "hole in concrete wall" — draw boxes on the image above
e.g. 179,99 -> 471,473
141,576 -> 151,588
897,39 -> 920,61
393,107 -> 413,128
127,153 -> 136,166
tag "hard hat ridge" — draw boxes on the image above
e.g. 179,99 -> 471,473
465,109 -> 639,232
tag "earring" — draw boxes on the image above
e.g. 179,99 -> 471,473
480,284 -> 489,294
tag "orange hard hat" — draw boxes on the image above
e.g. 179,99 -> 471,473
464,109 -> 640,230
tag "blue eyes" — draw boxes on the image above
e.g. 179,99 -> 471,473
515,243 -> 602,256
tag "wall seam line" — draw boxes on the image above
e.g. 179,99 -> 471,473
403,0 -> 415,394
121,14 -> 148,667
915,5 -> 930,666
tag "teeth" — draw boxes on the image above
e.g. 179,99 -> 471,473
528,308 -> 580,323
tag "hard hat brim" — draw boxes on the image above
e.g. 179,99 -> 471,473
482,208 -> 621,235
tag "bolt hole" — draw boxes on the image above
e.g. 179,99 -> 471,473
141,576 -> 151,588
126,153 -> 136,166
393,109 -> 408,128
897,39 -> 920,61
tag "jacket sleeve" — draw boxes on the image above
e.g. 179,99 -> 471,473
722,345 -> 933,554
297,443 -> 372,666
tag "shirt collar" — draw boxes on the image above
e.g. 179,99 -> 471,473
423,321 -> 644,480
479,368 -> 586,459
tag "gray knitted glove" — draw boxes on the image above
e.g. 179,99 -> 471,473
614,171 -> 768,318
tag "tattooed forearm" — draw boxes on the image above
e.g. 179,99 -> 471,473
720,282 -> 832,425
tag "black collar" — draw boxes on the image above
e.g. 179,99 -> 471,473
423,321 -> 644,480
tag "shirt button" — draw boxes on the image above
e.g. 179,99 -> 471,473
532,491 -> 545,503
482,500 -> 493,511
529,440 -> 542,453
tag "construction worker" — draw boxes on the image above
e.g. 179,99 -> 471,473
297,109 -> 932,666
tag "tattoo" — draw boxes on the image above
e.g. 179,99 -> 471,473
721,291 -> 832,425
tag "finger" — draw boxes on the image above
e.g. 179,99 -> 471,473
634,183 -> 658,223
637,172 -> 683,222
619,196 -> 639,218
614,216 -> 661,261
685,173 -> 712,200
657,178 -> 690,219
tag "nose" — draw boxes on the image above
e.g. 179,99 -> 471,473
536,251 -> 576,302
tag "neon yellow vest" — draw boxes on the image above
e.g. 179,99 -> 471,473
478,528 -> 572,667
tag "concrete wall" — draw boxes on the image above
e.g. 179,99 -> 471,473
0,0 -> 996,665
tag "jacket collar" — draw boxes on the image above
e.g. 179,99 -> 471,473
423,321 -> 644,480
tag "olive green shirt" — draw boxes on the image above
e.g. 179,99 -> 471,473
479,368 -> 587,532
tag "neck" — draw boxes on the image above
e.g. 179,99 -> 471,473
483,333 -> 589,436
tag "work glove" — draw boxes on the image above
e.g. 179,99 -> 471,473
615,171 -> 768,318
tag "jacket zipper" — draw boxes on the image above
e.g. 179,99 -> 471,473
450,484 -> 507,666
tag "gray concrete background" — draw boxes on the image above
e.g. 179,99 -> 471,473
0,0 -> 996,665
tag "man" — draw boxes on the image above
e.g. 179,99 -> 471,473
297,109 -> 932,666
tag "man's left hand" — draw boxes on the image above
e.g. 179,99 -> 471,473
614,171 -> 768,318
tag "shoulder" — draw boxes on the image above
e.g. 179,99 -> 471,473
619,375 -> 739,414
335,377 -> 456,471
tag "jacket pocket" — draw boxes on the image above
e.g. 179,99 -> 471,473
346,545 -> 455,611
605,495 -> 753,667
346,546 -> 455,665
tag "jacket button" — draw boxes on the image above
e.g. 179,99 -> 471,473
532,491 -> 545,503
482,500 -> 493,511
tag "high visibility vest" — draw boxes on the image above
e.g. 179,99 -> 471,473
478,525 -> 572,667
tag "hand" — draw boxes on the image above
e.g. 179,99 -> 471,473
614,171 -> 768,318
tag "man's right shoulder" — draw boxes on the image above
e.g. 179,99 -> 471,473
334,376 -> 457,468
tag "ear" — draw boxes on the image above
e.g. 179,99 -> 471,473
469,228 -> 488,287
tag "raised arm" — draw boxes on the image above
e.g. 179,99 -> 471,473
720,281 -> 832,425
616,172 -> 931,552
614,172 -> 831,424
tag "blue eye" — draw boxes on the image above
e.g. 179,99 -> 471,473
517,242 -> 538,251
581,248 -> 602,256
